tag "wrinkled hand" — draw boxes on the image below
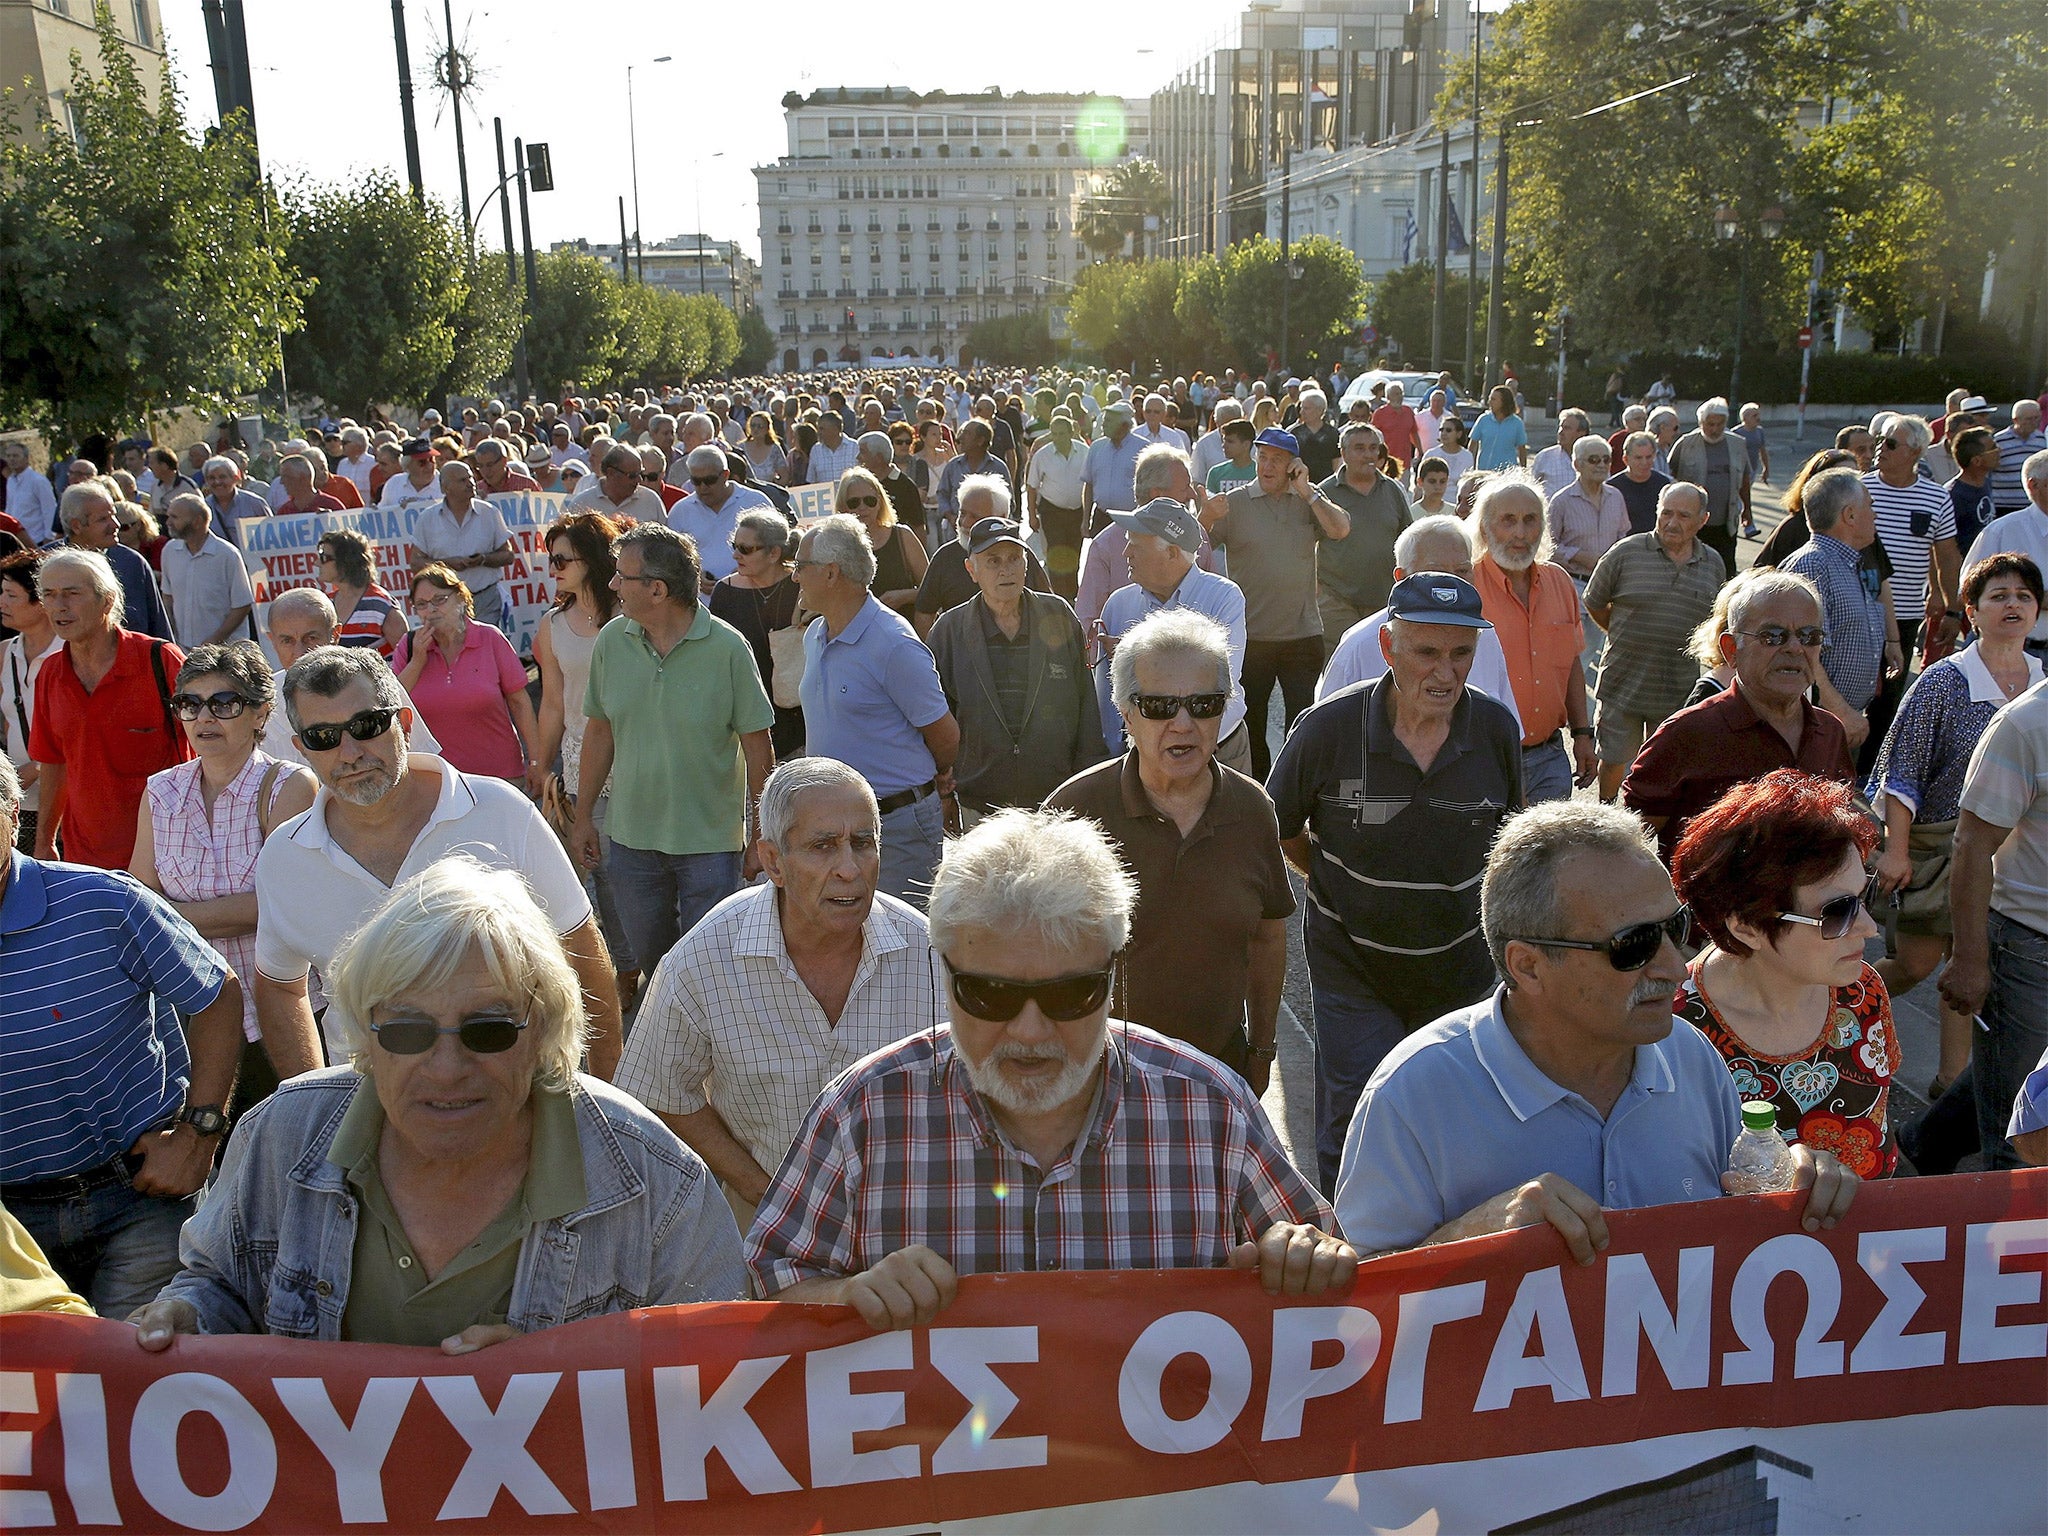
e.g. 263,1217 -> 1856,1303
1760,1144 -> 1857,1231
1230,1223 -> 1358,1296
443,1323 -> 523,1356
842,1245 -> 959,1331
1871,842 -> 1912,895
131,1298 -> 200,1351
129,1126 -> 215,1199
569,812 -> 602,871
1287,460 -> 1311,496
1939,954 -> 1991,1018
1503,1173 -> 1609,1266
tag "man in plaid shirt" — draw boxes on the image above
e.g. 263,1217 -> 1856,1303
746,808 -> 1354,1330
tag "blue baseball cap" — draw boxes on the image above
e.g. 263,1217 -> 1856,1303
1254,426 -> 1300,456
1386,572 -> 1491,629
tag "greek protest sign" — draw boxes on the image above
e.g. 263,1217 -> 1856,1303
787,481 -> 839,523
1,1171 -> 2040,1532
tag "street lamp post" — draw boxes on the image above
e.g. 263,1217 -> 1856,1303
627,56 -> 672,283
1717,202 -> 1784,403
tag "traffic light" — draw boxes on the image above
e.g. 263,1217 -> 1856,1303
525,142 -> 553,193
844,308 -> 856,328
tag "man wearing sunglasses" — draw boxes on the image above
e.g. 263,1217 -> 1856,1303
566,444 -> 666,527
748,809 -> 1352,1330
253,646 -> 622,1083
667,447 -> 773,590
1335,800 -> 1857,1261
1626,570 -> 1856,864
1271,572 -> 1524,1192
257,588 -> 442,768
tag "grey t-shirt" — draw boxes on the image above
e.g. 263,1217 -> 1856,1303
1212,481 -> 1333,642
1316,471 -> 1412,613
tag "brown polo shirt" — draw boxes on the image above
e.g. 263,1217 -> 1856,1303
1045,752 -> 1296,1059
1621,682 -> 1854,863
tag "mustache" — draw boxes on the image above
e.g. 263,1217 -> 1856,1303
986,1040 -> 1073,1068
1630,975 -> 1674,1008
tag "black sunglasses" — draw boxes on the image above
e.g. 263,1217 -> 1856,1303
548,552 -> 581,570
370,1012 -> 528,1055
949,965 -> 1114,1023
1736,624 -> 1827,649
1131,692 -> 1228,721
843,494 -> 881,508
297,706 -> 399,753
639,471 -> 663,483
1779,889 -> 1872,941
730,541 -> 766,556
690,474 -> 725,488
1514,908 -> 1695,971
171,690 -> 252,721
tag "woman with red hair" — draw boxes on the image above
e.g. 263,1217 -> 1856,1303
1670,769 -> 1897,1177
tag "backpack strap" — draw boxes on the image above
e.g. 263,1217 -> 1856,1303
148,639 -> 176,742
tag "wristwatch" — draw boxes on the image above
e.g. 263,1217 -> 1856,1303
176,1104 -> 228,1138
1570,725 -> 1595,739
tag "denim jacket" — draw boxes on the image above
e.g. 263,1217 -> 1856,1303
160,1068 -> 746,1340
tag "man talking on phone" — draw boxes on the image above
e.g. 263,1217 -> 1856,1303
1198,426 -> 1351,781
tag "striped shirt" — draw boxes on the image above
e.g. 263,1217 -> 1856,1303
746,1023 -> 1329,1295
334,584 -> 401,652
1583,532 -> 1727,721
1863,468 -> 1955,610
614,882 -> 946,1179
0,853 -> 228,1182
1989,426 -> 2046,514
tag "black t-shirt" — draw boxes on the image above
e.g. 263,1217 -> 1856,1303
913,537 -> 1052,617
1610,469 -> 1670,535
1296,422 -> 1342,482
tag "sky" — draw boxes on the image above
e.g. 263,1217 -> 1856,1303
157,0 -> 1251,260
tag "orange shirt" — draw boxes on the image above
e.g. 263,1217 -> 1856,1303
1473,553 -> 1583,745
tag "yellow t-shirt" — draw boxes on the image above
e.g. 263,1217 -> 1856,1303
0,1203 -> 92,1316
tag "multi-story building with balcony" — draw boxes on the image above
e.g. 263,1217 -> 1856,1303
755,86 -> 1150,370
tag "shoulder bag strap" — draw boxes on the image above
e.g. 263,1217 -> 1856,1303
149,639 -> 176,741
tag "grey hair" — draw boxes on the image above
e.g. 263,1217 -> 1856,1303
1109,607 -> 1231,712
1571,434 -> 1612,465
201,455 -> 240,481
1143,393 -> 1168,411
278,453 -> 313,480
340,427 -> 368,449
37,547 -> 123,624
1622,405 -> 1649,428
615,522 -> 701,606
1647,407 -> 1680,432
176,639 -> 274,705
327,855 -> 588,1089
1339,421 -> 1383,452
0,755 -> 17,821
734,507 -> 793,557
1887,414 -> 1932,454
1299,389 -> 1327,410
601,444 -> 641,474
2025,448 -> 2048,488
1697,396 -> 1730,422
927,808 -> 1136,959
1801,467 -> 1865,534
283,645 -> 405,734
58,480 -> 115,529
956,472 -> 1012,521
857,431 -> 894,461
1473,470 -> 1553,559
1557,408 -> 1591,434
269,585 -> 337,630
1481,801 -> 1660,981
1726,567 -> 1822,635
1133,443 -> 1191,503
1395,513 -> 1474,572
802,513 -> 878,587
1212,399 -> 1244,424
166,490 -> 209,527
758,758 -> 878,850
301,444 -> 329,474
684,444 -> 728,475
683,412 -> 718,439
1656,479 -> 1707,515
1623,430 -> 1658,455
647,414 -> 676,435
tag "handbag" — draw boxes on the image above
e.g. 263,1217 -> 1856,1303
1896,819 -> 1957,927
768,609 -> 810,711
539,770 -> 577,847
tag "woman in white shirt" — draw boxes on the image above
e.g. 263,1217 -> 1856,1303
0,553 -> 62,854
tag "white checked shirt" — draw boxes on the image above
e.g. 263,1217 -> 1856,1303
613,882 -> 946,1177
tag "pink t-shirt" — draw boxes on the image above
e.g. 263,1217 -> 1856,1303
392,622 -> 528,781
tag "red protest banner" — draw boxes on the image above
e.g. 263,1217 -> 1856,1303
1,1171 -> 2041,1532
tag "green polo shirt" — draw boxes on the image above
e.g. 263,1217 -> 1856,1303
585,605 -> 776,855
334,1081 -> 586,1347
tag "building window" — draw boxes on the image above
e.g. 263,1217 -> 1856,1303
131,0 -> 152,45
839,242 -> 852,264
869,242 -> 881,262
779,245 -> 791,265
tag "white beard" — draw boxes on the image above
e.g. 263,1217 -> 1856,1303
962,1023 -> 1107,1115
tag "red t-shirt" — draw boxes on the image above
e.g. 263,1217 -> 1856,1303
28,630 -> 192,869
321,478 -> 364,510
1371,404 -> 1422,465
653,481 -> 686,511
279,493 -> 347,516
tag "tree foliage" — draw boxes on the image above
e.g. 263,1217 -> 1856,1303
282,170 -> 517,414
1212,236 -> 1366,372
1078,158 -> 1171,259
523,253 -> 740,395
965,310 -> 1062,368
0,5 -> 299,438
733,305 -> 777,373
1367,261 -> 1544,376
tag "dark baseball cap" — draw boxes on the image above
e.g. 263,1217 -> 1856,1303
1386,572 -> 1490,628
1254,426 -> 1300,456
1108,497 -> 1202,554
965,516 -> 1029,556
400,436 -> 434,457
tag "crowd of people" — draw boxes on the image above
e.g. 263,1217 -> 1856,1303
3,362 -> 2045,1374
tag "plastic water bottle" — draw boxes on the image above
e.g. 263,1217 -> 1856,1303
1725,1100 -> 1797,1194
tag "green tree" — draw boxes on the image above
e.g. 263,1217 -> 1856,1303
1172,254 -> 1234,374
1079,158 -> 1170,259
733,305 -> 777,372
0,6 -> 299,439
525,250 -> 627,395
965,310 -> 1062,368
1368,261 -> 1543,377
282,170 -> 513,414
1068,260 -> 1139,359
1215,235 -> 1364,373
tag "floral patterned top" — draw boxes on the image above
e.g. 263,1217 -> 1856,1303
1674,957 -> 1898,1178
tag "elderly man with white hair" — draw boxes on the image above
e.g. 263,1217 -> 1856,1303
568,442 -> 666,524
1988,398 -> 2046,516
1318,514 -> 1523,731
1667,396 -> 1750,577
198,455 -> 270,551
911,473 -> 1052,639
332,426 -> 376,504
1967,448 -> 2048,656
1470,472 -> 1596,801
1646,405 -> 1682,478
746,807 -> 1351,1330
1133,391 -> 1190,453
1191,396 -> 1245,487
60,479 -> 173,641
258,587 -> 441,767
615,758 -> 947,1227
405,460 -> 517,631
134,856 -> 744,1352
665,446 -> 771,585
857,429 -> 925,529
1530,408 -> 1593,501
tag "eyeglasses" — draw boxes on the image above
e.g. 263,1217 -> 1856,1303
1778,889 -> 1873,941
1130,692 -> 1229,721
1877,436 -> 1900,451
316,549 -> 338,563
170,690 -> 251,721
948,965 -> 1114,1022
1512,908 -> 1695,971
296,706 -> 399,753
370,1012 -> 528,1055
640,472 -> 663,483
690,475 -> 725,488
1734,624 -> 1827,649
730,541 -> 766,557
842,495 -> 881,509
547,553 -> 581,570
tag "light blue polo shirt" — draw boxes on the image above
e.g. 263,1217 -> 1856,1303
1334,987 -> 1742,1254
800,593 -> 950,798
1082,432 -> 1145,513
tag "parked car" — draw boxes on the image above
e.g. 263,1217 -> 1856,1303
1339,369 -> 1472,419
